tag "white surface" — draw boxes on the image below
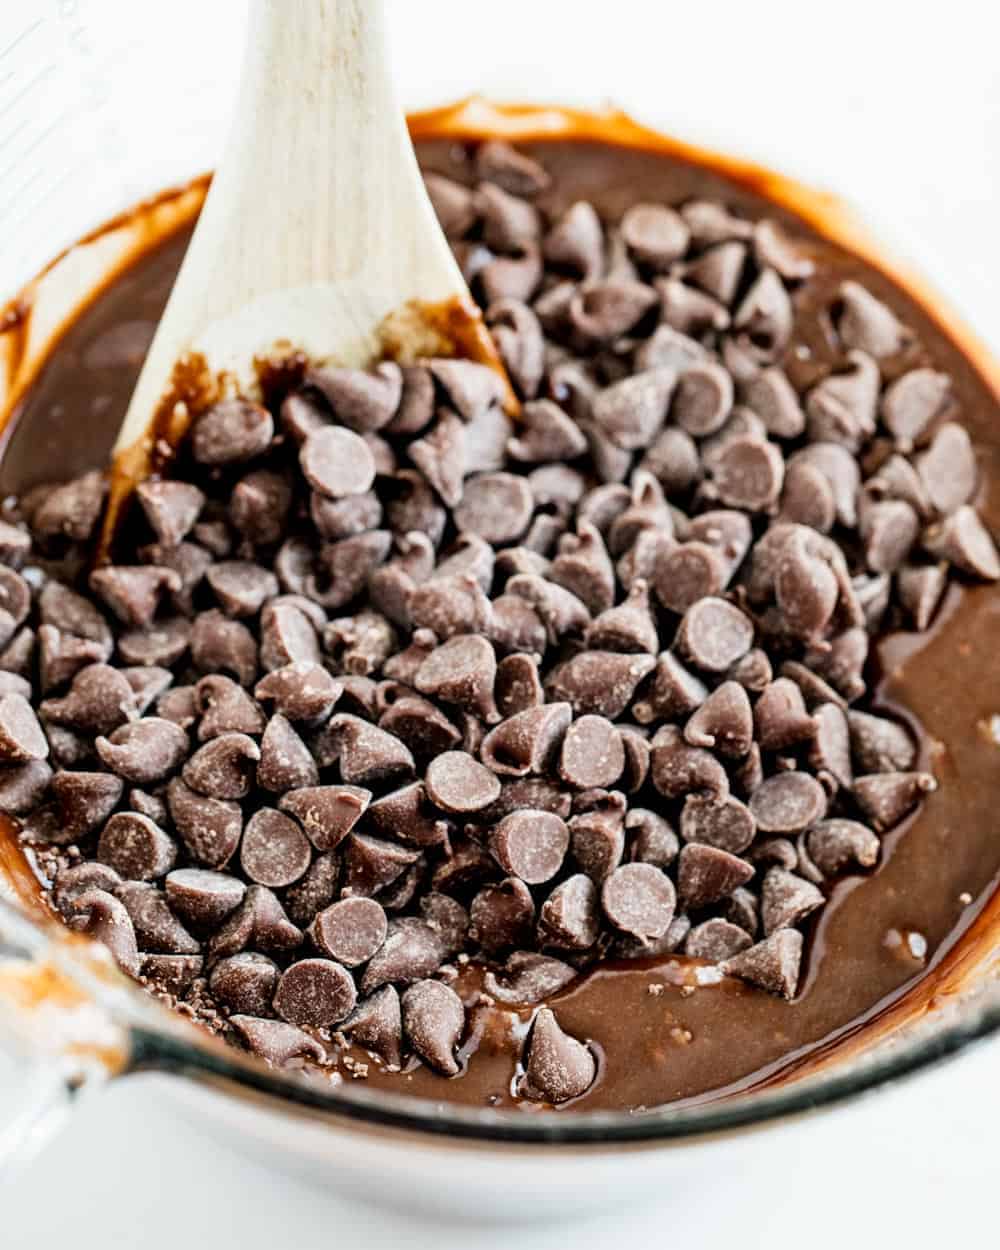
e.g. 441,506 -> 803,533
2,0 -> 999,1244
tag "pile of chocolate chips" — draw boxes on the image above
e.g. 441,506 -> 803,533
6,138 -> 999,1105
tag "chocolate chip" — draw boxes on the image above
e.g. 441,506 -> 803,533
846,710 -> 916,774
343,832 -> 419,897
507,398 -> 587,464
494,653 -> 543,718
236,807 -> 311,887
179,732 -> 258,801
66,888 -> 140,976
478,700 -> 568,776
540,200 -> 602,279
680,793 -> 757,856
283,852 -> 341,928
585,579 -> 658,655
881,368 -> 951,449
483,951 -> 577,1006
360,917 -> 444,992
806,701 -> 853,791
424,171 -> 477,238
859,499 -> 918,574
760,867 -> 824,935
685,917 -> 753,962
470,876 -> 535,953
401,979 -> 465,1076
600,862 -> 675,940
305,362 -> 402,433
32,471 -> 106,542
616,201 -> 688,269
807,819 -> 880,876
622,809 -> 676,870
773,532 -> 840,640
727,648 -> 773,694
41,663 -> 134,736
809,344 -> 881,445
836,281 -> 905,357
165,867 -> 246,931
722,928 -> 802,998
0,759 -> 52,814
37,629 -> 101,696
95,717 -> 188,784
191,610 -> 258,686
677,843 -> 754,910
749,772 -> 828,834
649,724 -> 729,801
922,506 -> 1000,580
309,897 -> 387,967
753,219 -> 814,280
0,692 -> 47,763
273,784 -> 367,852
591,367 -> 674,451
192,399 -> 274,464
365,783 -> 448,852
253,714 -> 317,793
540,532 -> 615,632
196,674 -> 266,740
408,573 -> 492,640
867,453 -> 932,519
683,681 -> 752,759
675,597 -> 754,674
683,240 -> 747,305
41,725 -> 91,773
136,480 -> 205,546
55,863 -> 123,909
421,364 -> 500,430
209,953 -> 279,1016
754,678 -> 817,751
421,751 -> 498,813
489,809 -> 569,885
709,435 -> 785,513
97,811 -> 176,881
523,1008 -> 595,1104
538,873 -> 600,950
546,652 -> 656,719
556,715 -> 624,790
39,582 -> 112,651
116,881 -> 200,954
568,805 -> 625,882
318,712 -> 413,787
210,883 -> 303,957
202,560 -> 278,618
167,776 -> 242,868
853,771 -> 936,830
231,469 -> 293,546
273,957 -> 357,1028
229,1015 -> 324,1066
413,634 -> 498,723
118,616 -> 192,669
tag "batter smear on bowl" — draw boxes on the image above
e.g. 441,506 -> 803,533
3,123 -> 1000,1111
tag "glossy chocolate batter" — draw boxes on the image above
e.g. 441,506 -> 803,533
5,136 -> 1000,1113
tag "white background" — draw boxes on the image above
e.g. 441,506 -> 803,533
2,0 -> 1000,1245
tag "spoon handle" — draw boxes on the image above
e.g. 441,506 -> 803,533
113,0 -> 464,459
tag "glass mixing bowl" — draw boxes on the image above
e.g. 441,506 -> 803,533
1,0 -> 999,1221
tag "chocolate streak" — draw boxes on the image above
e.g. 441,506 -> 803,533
2,115 -> 999,1113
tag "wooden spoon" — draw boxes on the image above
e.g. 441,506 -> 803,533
103,0 -> 512,548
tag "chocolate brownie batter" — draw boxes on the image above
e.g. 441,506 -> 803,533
2,127 -> 999,1113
